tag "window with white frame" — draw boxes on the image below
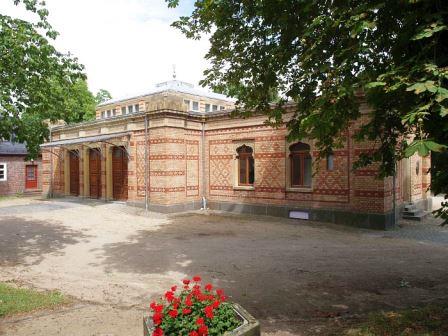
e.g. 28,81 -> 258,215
128,105 -> 133,114
101,111 -> 106,118
212,104 -> 218,111
192,101 -> 199,111
220,106 -> 225,110
134,104 -> 139,113
0,163 -> 7,181
205,104 -> 211,112
184,99 -> 190,111
112,108 -> 117,116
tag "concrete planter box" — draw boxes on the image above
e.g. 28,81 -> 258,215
144,303 -> 260,336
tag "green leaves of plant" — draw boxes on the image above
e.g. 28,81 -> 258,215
412,21 -> 447,40
405,140 -> 447,158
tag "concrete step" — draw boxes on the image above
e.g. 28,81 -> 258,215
404,204 -> 417,211
403,209 -> 423,216
403,211 -> 429,221
23,190 -> 42,197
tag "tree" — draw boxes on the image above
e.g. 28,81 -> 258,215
95,89 -> 112,105
1,0 -> 86,158
167,0 -> 448,224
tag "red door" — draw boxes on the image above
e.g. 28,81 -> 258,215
112,147 -> 128,201
69,151 -> 80,196
25,165 -> 38,189
89,149 -> 101,199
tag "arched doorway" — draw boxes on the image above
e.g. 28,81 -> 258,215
112,146 -> 128,201
69,150 -> 79,196
89,149 -> 102,199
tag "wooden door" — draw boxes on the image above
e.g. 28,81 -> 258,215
69,151 -> 80,196
25,165 -> 38,189
112,147 -> 128,200
89,149 -> 101,199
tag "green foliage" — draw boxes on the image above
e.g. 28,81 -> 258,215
0,282 -> 68,317
167,0 -> 448,224
344,302 -> 448,336
95,89 -> 112,105
1,0 -> 87,159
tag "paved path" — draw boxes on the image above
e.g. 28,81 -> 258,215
0,197 -> 447,336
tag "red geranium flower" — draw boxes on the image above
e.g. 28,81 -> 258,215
182,308 -> 192,315
204,305 -> 214,319
216,289 -> 224,296
193,275 -> 201,282
196,317 -> 205,326
183,279 -> 191,285
171,285 -> 177,292
164,291 -> 175,302
205,283 -> 213,291
212,300 -> 220,309
153,312 -> 163,325
152,327 -> 163,336
189,332 -> 199,336
198,324 -> 208,336
168,309 -> 178,318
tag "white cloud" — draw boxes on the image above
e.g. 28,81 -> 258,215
2,0 -> 211,99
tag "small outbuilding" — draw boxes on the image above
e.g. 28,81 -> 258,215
0,141 -> 42,196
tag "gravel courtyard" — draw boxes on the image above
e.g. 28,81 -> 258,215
0,197 -> 447,336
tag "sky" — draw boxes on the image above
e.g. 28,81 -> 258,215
3,0 -> 210,100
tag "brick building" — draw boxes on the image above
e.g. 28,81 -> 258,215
41,80 -> 430,229
0,141 -> 42,196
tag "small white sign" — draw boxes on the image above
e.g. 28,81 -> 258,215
289,211 -> 309,220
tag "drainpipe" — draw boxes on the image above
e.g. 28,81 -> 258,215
49,127 -> 53,198
144,114 -> 149,212
393,159 -> 397,227
201,120 -> 207,210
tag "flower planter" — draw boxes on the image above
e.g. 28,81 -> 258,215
144,302 -> 260,336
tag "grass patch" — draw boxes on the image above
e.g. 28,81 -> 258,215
0,282 -> 68,317
345,302 -> 448,336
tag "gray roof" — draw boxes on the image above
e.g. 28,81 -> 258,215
41,132 -> 131,148
0,141 -> 28,155
98,80 -> 235,107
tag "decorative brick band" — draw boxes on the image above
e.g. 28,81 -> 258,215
186,140 -> 199,145
354,169 -> 378,176
314,188 -> 349,195
186,155 -> 199,160
187,186 -> 199,191
256,187 -> 284,193
210,185 -> 233,191
255,135 -> 285,142
150,171 -> 185,176
254,152 -> 285,159
150,154 -> 185,160
209,139 -> 233,145
355,190 -> 392,198
150,138 -> 185,144
210,155 -> 233,160
150,187 -> 186,192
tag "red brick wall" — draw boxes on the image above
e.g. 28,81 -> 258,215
0,156 -> 42,195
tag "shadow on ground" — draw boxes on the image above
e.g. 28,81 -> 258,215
100,212 -> 448,335
0,216 -> 88,266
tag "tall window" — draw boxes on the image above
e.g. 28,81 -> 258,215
205,104 -> 211,112
326,152 -> 334,171
134,104 -> 139,113
0,163 -> 7,181
192,101 -> 199,111
236,145 -> 254,186
121,107 -> 126,115
290,142 -> 312,187
128,105 -> 133,114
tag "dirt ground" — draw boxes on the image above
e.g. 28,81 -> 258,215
0,197 -> 447,336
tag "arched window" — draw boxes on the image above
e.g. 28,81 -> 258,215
290,142 -> 312,187
236,145 -> 254,186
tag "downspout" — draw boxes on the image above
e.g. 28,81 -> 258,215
49,127 -> 53,198
144,114 -> 149,212
393,159 -> 397,227
201,119 -> 207,210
